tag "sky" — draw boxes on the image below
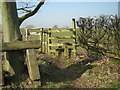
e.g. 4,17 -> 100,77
19,1 -> 118,28
0,0 -> 119,28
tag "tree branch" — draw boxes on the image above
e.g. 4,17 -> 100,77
17,5 -> 36,10
19,0 -> 45,26
17,7 -> 32,13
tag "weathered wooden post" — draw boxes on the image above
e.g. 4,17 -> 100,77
47,29 -> 52,55
43,29 -> 47,53
41,28 -> 43,53
0,32 -> 4,87
63,42 -> 72,58
0,51 -> 4,87
47,29 -> 49,54
25,29 -> 41,86
46,30 -> 48,53
0,61 -> 2,87
72,18 -> 77,57
64,44 -> 69,57
38,28 -> 42,52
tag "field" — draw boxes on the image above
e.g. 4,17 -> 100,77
39,57 -> 119,88
3,53 -> 119,88
1,28 -> 119,88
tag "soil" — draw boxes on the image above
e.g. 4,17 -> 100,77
2,53 -> 119,88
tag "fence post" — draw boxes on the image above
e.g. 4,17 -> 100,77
41,28 -> 43,53
72,18 -> 76,29
25,29 -> 41,86
47,30 -> 49,53
72,18 -> 77,56
38,28 -> 42,52
64,44 -> 69,57
43,29 -> 46,53
47,29 -> 52,55
0,34 -> 3,86
46,32 -> 48,53
0,51 -> 4,87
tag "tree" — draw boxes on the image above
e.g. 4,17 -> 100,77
53,25 -> 58,28
25,25 -> 35,29
1,0 -> 45,78
77,15 -> 120,59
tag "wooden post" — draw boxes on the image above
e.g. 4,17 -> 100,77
45,31 -> 47,53
48,29 -> 52,55
25,29 -> 41,85
43,30 -> 46,53
42,28 -> 45,53
0,51 -> 4,87
46,30 -> 49,53
72,18 -> 76,29
47,30 -> 49,54
64,44 -> 69,57
72,18 -> 77,57
25,29 -> 28,41
41,28 -> 43,53
39,28 -> 42,52
0,33 -> 3,86
26,49 -> 40,80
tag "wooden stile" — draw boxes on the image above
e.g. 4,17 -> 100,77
20,18 -> 77,57
1,40 -> 41,51
25,29 -> 41,85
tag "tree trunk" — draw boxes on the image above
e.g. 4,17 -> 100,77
2,1 -> 25,77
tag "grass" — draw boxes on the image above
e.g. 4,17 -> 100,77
2,45 -> 119,89
38,56 -> 119,88
2,54 -> 119,88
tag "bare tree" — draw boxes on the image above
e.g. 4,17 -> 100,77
25,24 -> 35,29
77,15 -> 120,59
53,25 -> 58,28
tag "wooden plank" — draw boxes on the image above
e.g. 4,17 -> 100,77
21,28 -> 79,32
48,29 -> 73,32
49,50 -> 56,52
1,40 -> 41,51
48,43 -> 63,46
48,43 -> 77,49
26,49 -> 40,81
48,37 -> 76,40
